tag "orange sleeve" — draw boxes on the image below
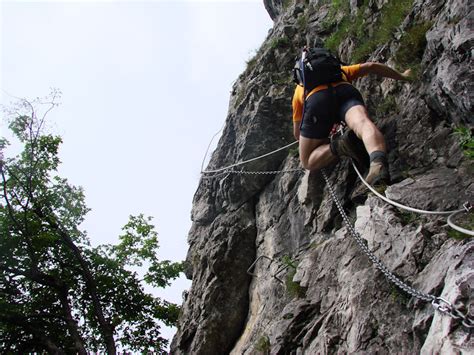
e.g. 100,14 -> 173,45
292,85 -> 304,122
342,64 -> 366,82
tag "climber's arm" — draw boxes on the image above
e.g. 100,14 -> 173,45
292,86 -> 304,141
293,120 -> 301,141
359,62 -> 412,81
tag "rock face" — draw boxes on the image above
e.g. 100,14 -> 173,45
171,0 -> 473,354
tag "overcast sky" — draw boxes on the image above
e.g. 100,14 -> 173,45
1,0 -> 273,345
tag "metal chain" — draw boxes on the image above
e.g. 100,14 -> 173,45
432,297 -> 474,329
321,168 -> 434,301
321,168 -> 474,328
201,141 -> 299,174
200,170 -> 233,180
201,168 -> 304,179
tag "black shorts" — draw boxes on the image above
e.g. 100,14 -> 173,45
300,83 -> 365,139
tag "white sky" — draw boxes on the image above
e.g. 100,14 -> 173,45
0,0 -> 273,346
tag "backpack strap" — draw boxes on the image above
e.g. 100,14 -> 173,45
327,83 -> 339,123
340,66 -> 348,82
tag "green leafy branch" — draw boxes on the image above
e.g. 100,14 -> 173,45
453,126 -> 474,159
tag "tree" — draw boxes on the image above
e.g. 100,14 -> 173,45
0,91 -> 183,353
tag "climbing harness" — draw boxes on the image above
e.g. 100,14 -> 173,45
200,138 -> 473,327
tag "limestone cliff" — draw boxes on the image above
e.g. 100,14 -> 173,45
171,0 -> 473,353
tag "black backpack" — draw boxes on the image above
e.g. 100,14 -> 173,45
293,48 -> 345,92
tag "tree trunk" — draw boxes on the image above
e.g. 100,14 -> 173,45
37,208 -> 117,354
58,288 -> 88,355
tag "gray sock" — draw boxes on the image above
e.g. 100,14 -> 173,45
369,150 -> 387,164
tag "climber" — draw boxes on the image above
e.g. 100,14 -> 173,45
292,47 -> 412,192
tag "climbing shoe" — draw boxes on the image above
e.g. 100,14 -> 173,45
350,161 -> 390,202
365,161 -> 390,187
330,129 -> 369,171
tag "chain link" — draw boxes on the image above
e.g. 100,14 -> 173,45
201,141 -> 299,174
230,168 -> 304,175
432,297 -> 474,329
321,168 -> 473,328
201,168 -> 304,179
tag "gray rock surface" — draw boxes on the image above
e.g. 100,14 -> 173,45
171,0 -> 473,353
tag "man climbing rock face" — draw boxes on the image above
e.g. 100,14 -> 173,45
292,46 -> 412,196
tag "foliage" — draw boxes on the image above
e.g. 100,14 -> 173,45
398,211 -> 420,225
353,0 -> 413,62
255,334 -> 271,354
447,212 -> 474,240
282,0 -> 293,10
394,21 -> 432,76
272,72 -> 293,86
0,92 -> 184,353
288,146 -> 299,157
243,45 -> 266,79
324,0 -> 414,62
453,126 -> 474,159
296,12 -> 308,29
281,255 -> 297,269
281,255 -> 305,298
270,36 -> 290,50
321,0 -> 349,26
323,0 -> 352,51
375,95 -> 398,117
245,52 -> 259,72
390,285 -> 410,305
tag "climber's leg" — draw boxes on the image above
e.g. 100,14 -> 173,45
344,105 -> 386,155
345,105 -> 390,191
299,137 -> 337,171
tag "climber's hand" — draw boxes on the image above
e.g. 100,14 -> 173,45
402,69 -> 414,81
